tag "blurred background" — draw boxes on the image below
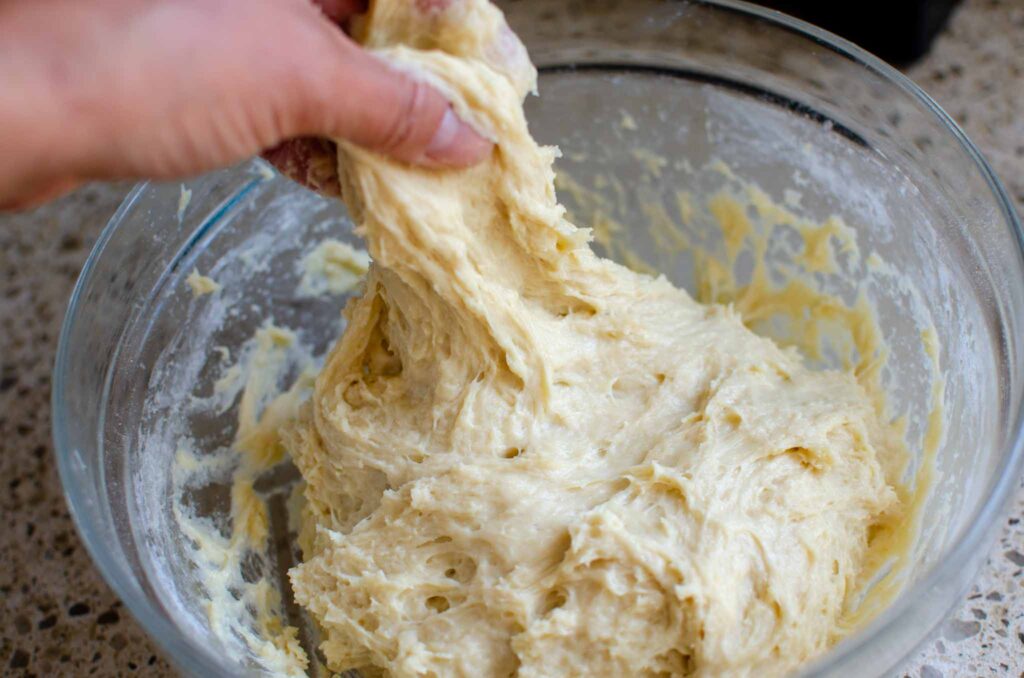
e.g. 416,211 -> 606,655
760,0 -> 962,66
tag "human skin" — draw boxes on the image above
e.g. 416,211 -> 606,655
0,0 -> 491,211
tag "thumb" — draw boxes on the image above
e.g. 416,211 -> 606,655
312,42 -> 492,167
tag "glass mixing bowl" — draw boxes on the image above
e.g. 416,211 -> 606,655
54,1 -> 1024,676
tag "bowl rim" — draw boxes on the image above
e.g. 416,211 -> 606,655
53,1 -> 1024,675
52,179 -> 265,677
714,0 -> 1024,673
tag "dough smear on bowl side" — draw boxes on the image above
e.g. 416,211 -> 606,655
281,0 -> 906,675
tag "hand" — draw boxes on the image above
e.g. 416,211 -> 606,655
0,0 -> 492,210
265,0 -> 534,197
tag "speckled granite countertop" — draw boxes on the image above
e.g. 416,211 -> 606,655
2,0 -> 1023,675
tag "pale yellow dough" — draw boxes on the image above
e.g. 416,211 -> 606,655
298,239 -> 371,297
186,268 -> 220,297
284,1 -> 900,676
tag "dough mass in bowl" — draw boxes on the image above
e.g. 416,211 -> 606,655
283,1 -> 903,675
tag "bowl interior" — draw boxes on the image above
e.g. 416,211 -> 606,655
56,2 -> 1024,677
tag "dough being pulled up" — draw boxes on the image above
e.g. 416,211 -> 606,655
284,1 -> 899,675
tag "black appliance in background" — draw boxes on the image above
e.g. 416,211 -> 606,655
757,0 -> 963,66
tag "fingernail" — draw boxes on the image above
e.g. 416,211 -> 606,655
424,108 -> 493,167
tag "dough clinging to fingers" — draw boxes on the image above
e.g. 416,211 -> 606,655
267,0 -> 521,192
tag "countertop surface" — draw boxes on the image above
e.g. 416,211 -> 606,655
2,0 -> 1023,675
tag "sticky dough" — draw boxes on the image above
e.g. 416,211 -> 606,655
284,1 -> 900,675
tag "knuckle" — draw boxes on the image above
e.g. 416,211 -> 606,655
377,79 -> 428,154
